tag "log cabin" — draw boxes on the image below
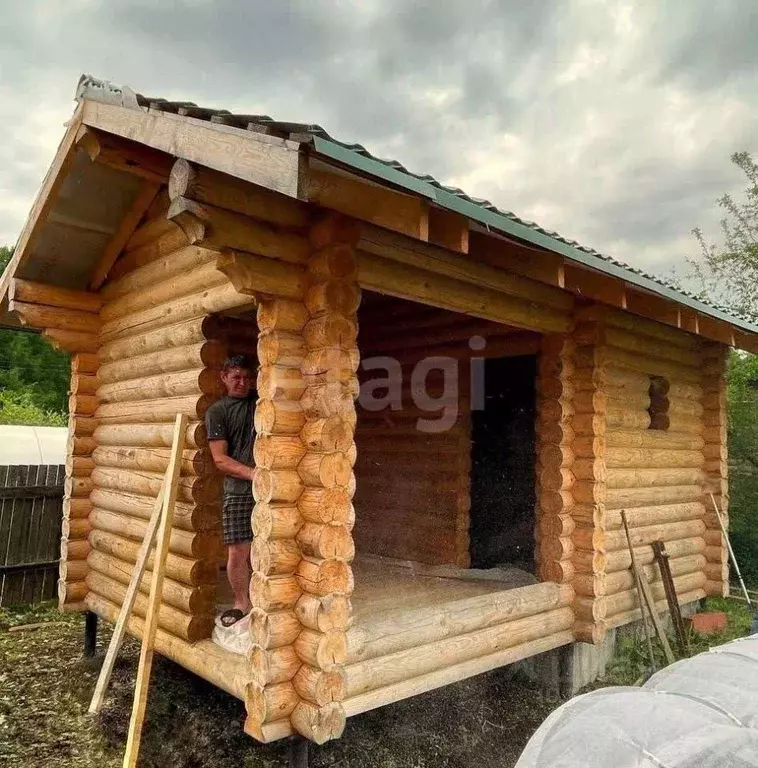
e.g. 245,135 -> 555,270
2,74 -> 756,744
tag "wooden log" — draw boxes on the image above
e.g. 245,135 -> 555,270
300,417 -> 353,453
249,607 -> 301,649
71,375 -> 99,396
95,394 -> 214,424
253,468 -> 304,504
605,448 -> 704,469
101,245 -> 220,302
605,484 -> 702,510
10,278 -> 103,313
62,538 -> 91,561
93,421 -> 206,448
602,502 -> 705,531
295,629 -> 348,671
297,524 -> 355,561
254,399 -> 305,436
344,606 -> 574,698
86,570 -> 212,642
169,196 -> 310,264
72,353 -> 100,374
257,365 -> 306,402
88,529 -> 217,586
296,557 -> 353,597
250,538 -> 302,576
91,466 -> 221,506
257,299 -> 309,333
44,328 -> 99,353
59,559 -> 89,582
168,158 -> 309,229
99,282 -> 252,341
603,554 -> 707,598
102,260 -> 230,324
294,594 -> 351,633
65,476 -> 94,498
257,330 -> 306,368
92,445 -> 209,477
305,280 -> 361,317
343,629 -> 573,718
245,681 -> 299,727
605,467 -> 703,489
87,550 -> 214,615
297,452 -> 352,488
64,497 -> 93,519
605,536 -> 705,574
66,456 -> 96,477
97,368 -> 222,404
297,488 -> 354,525
250,572 -> 301,612
289,701 -> 345,744
69,394 -> 98,416
62,518 -> 93,539
9,300 -> 100,334
110,225 -> 194,283
216,250 -> 308,300
99,316 -> 213,362
90,487 -> 215,533
253,436 -> 306,470
249,645 -> 302,686
89,508 -> 220,560
303,313 -> 357,349
85,593 -> 253,701
346,582 -> 573,663
252,502 -> 303,540
293,665 -> 345,706
605,571 -> 707,618
597,519 -> 706,554
98,342 -> 224,385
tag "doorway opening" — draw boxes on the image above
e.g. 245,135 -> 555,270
469,354 -> 537,570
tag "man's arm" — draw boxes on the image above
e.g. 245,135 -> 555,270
208,439 -> 254,481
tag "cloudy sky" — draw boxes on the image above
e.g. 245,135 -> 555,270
1,0 -> 756,279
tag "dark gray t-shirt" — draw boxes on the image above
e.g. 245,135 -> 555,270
205,393 -> 256,496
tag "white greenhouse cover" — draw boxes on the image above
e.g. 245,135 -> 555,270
516,634 -> 758,768
0,425 -> 67,465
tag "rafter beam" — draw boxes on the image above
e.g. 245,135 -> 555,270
77,126 -> 173,185
90,179 -> 162,289
304,164 -> 429,240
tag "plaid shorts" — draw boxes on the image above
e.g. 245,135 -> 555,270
221,494 -> 253,545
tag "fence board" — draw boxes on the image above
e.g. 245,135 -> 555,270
0,463 -> 64,607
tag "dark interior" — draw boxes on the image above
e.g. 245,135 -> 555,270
469,354 -> 537,570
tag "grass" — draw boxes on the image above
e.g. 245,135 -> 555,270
599,596 -> 754,687
0,602 -> 562,768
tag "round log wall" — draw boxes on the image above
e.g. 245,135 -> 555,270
245,215 -> 360,745
561,307 -> 713,641
81,203 -> 254,642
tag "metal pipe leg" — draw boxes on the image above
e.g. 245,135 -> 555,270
84,610 -> 98,658
288,735 -> 310,768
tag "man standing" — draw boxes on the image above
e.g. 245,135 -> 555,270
205,355 -> 256,628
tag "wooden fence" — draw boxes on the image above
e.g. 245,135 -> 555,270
0,464 -> 64,607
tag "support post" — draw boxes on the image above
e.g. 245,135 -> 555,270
288,735 -> 310,768
84,610 -> 98,658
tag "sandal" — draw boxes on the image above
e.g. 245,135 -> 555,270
220,608 -> 245,628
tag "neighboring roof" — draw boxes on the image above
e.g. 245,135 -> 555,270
73,75 -> 758,338
0,425 -> 67,465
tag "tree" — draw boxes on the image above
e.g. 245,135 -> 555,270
692,153 -> 758,585
0,244 -> 70,426
691,152 -> 758,322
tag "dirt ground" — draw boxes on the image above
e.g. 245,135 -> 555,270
0,603 -> 562,768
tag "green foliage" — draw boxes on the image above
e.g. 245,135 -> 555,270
691,152 -> 758,321
0,244 -> 70,427
727,351 -> 758,585
600,597 -> 753,687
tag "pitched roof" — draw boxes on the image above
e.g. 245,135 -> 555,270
73,75 -> 757,339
